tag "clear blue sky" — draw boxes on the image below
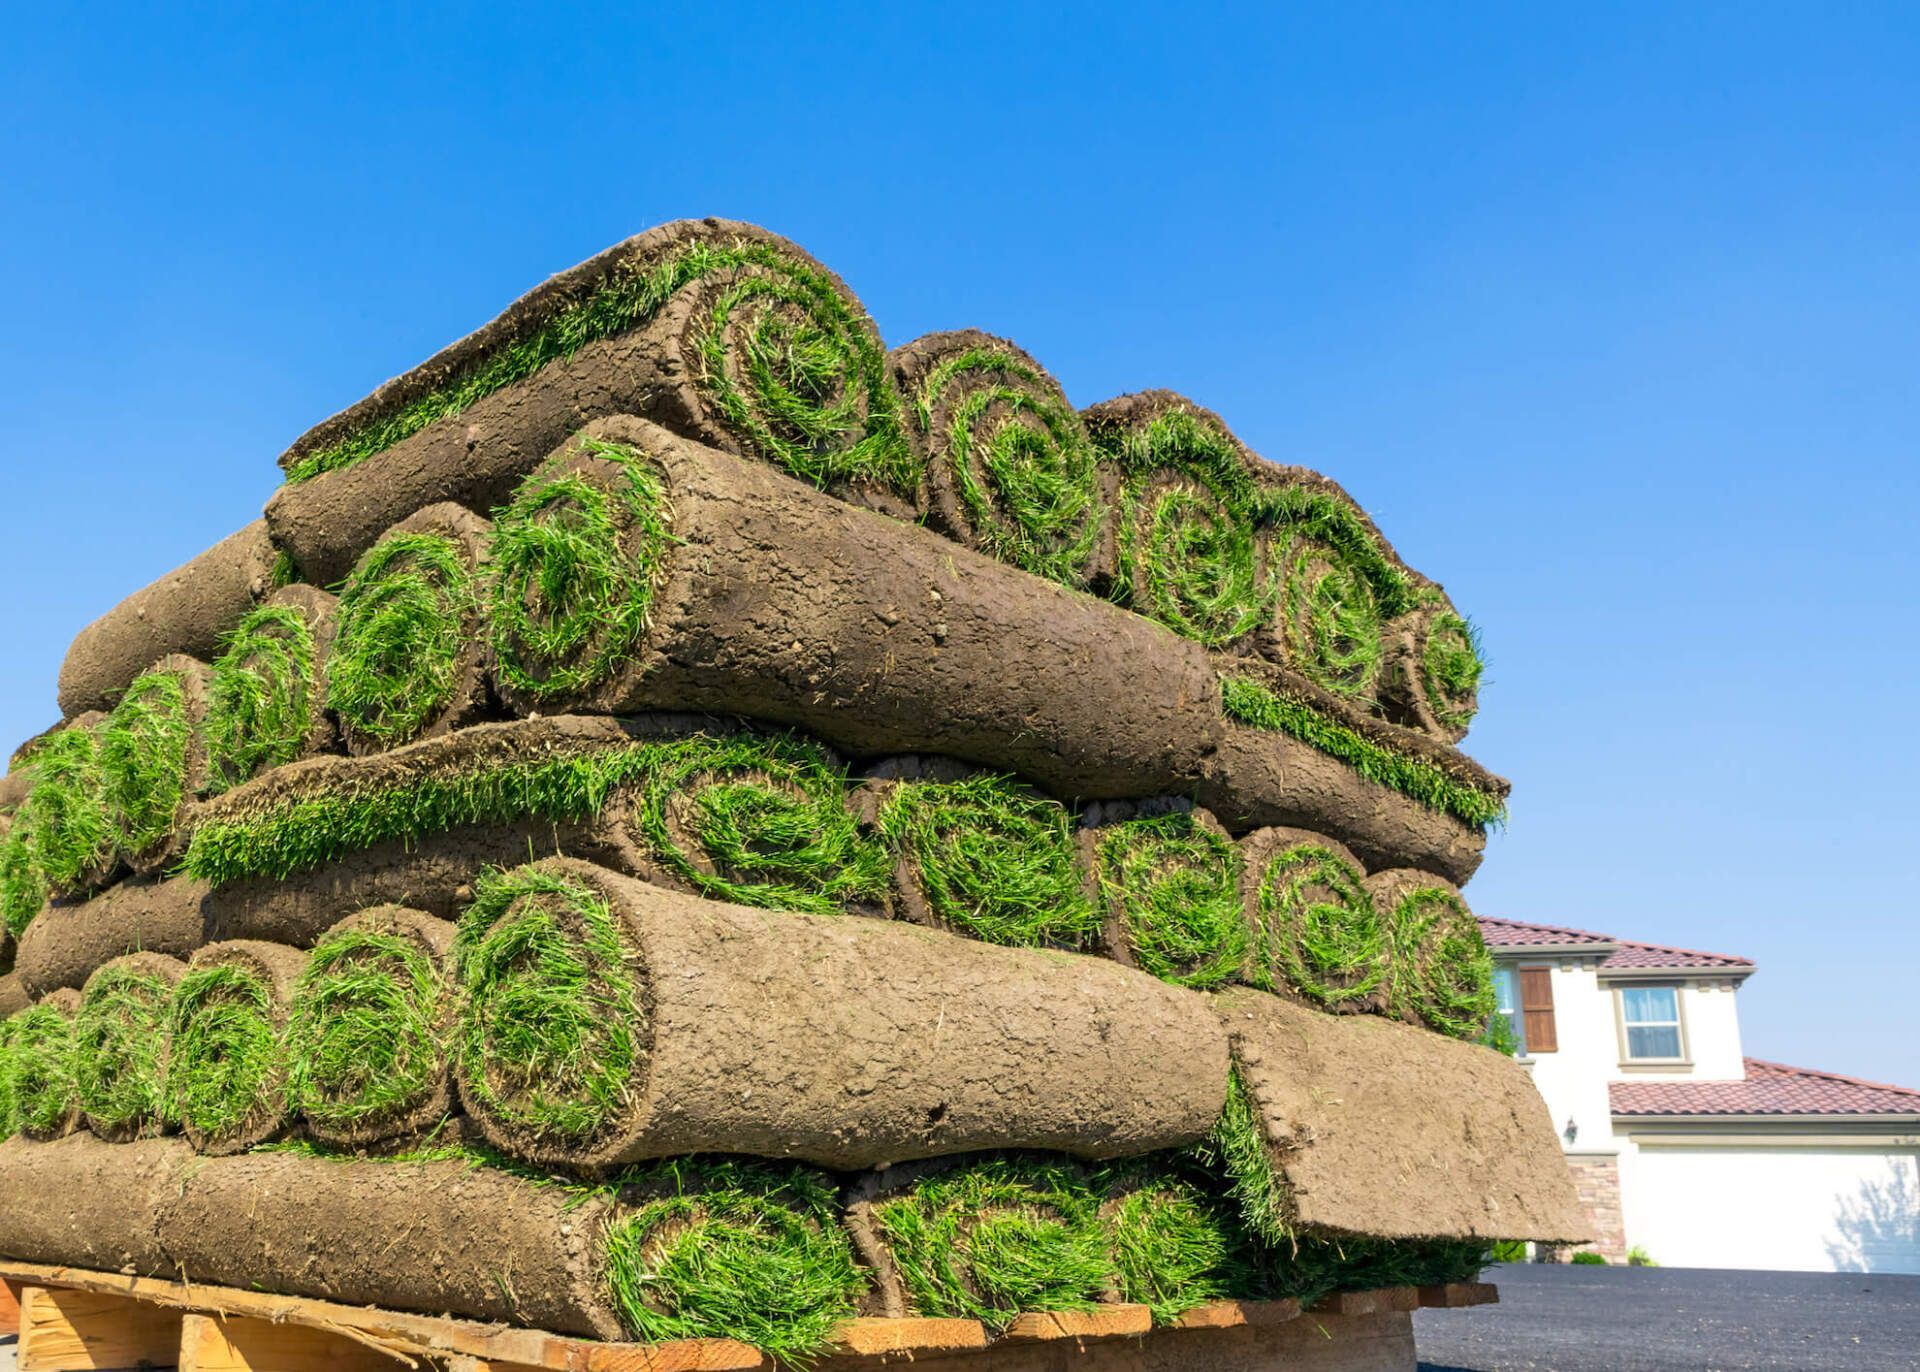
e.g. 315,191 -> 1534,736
4,6 -> 1916,1083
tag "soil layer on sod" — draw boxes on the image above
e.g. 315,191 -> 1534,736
57,521 -> 279,719
14,876 -> 212,999
74,951 -> 186,1141
154,1145 -> 625,1337
1209,990 -> 1588,1244
0,974 -> 26,1019
0,1133 -> 188,1277
285,905 -> 455,1149
267,218 -> 907,584
890,329 -> 1106,587
1379,596 -> 1482,743
168,939 -> 307,1154
204,584 -> 339,791
454,857 -> 1226,1172
99,653 -> 211,873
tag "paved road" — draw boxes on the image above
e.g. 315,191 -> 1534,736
1417,1262 -> 1920,1371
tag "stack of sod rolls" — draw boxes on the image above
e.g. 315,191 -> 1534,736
0,219 -> 1584,1361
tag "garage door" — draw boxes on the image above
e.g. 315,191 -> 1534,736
1623,1144 -> 1920,1273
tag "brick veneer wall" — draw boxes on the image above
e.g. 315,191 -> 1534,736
1543,1153 -> 1628,1262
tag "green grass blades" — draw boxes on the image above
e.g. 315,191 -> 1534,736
1272,537 -> 1385,702
1097,1164 -> 1242,1322
167,964 -> 287,1142
73,964 -> 177,1137
205,602 -> 321,792
1103,408 -> 1268,648
1384,882 -> 1496,1039
286,922 -> 448,1136
914,345 -> 1102,584
12,722 -> 114,900
1191,1070 -> 1294,1247
0,818 -> 46,937
1095,811 -> 1246,989
640,732 -> 887,916
1253,1235 -> 1494,1307
1250,839 -> 1387,1011
1219,676 -> 1508,831
487,437 -> 676,704
873,1157 -> 1115,1329
452,865 -> 644,1149
1420,609 -> 1484,734
327,529 -> 477,749
0,1017 -> 15,1139
876,775 -> 1097,948
289,237 -> 911,494
98,663 -> 198,861
9,1000 -> 80,1137
604,1159 -> 861,1361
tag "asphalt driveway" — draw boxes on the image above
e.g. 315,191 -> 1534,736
1417,1262 -> 1920,1371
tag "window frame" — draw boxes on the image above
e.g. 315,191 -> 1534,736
1491,964 -> 1527,1056
1614,982 -> 1689,1065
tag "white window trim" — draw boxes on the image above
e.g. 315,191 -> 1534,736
1614,982 -> 1690,1067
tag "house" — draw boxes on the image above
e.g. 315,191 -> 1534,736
1479,915 -> 1920,1273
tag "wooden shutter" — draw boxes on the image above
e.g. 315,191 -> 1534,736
1519,967 -> 1557,1053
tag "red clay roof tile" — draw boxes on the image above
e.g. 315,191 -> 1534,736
1611,1059 -> 1920,1117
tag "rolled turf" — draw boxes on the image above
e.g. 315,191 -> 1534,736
1241,826 -> 1389,1014
97,654 -> 211,872
0,812 -> 41,941
453,857 -> 1226,1171
1367,868 -> 1497,1039
873,770 -> 1099,949
1084,804 -> 1248,989
56,520 -> 279,718
1084,391 -> 1269,651
203,585 -> 338,792
1096,1163 -> 1246,1323
265,219 -> 909,585
7,714 -> 116,907
74,952 -> 186,1141
890,330 -> 1105,586
606,1158 -> 863,1359
1380,596 -> 1483,743
853,1156 -> 1116,1329
8,988 -> 82,1140
0,1134 -> 188,1277
167,938 -> 307,1153
326,502 -> 490,754
284,905 -> 455,1149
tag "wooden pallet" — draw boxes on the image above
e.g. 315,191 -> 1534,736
0,1260 -> 1494,1371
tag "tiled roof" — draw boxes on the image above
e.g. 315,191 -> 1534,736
1476,915 -> 1752,972
1612,1059 -> 1920,1118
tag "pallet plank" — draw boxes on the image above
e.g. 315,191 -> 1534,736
1168,1298 -> 1303,1330
828,1317 -> 988,1356
1417,1281 -> 1500,1309
179,1311 -> 414,1372
998,1304 -> 1152,1343
18,1285 -> 183,1372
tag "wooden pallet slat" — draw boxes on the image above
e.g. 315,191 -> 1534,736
998,1304 -> 1152,1343
1168,1297 -> 1304,1330
1417,1281 -> 1500,1309
18,1285 -> 184,1372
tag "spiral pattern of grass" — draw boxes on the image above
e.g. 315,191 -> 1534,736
1380,877 -> 1495,1038
452,865 -> 646,1150
904,337 -> 1103,583
1096,404 -> 1269,648
9,998 -> 79,1139
1421,611 -> 1483,734
327,528 -> 478,750
876,774 -> 1097,948
1097,1166 -> 1241,1323
167,963 -> 288,1146
205,601 -> 323,792
11,722 -> 114,901
0,818 -> 45,938
98,661 -> 201,863
872,1157 -> 1114,1329
604,1159 -> 862,1359
1271,537 -> 1386,701
73,959 -> 179,1139
487,436 -> 675,705
1094,810 -> 1247,989
286,916 -> 449,1139
1250,837 -> 1388,1011
638,731 -> 887,916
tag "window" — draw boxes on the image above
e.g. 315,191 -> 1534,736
1487,966 -> 1557,1055
1491,967 -> 1526,1055
1619,985 -> 1685,1061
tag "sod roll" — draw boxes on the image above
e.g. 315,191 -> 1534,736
0,812 -> 45,941
0,1134 -> 187,1276
1379,597 -> 1483,743
285,906 -> 455,1149
267,219 -> 909,584
1367,869 -> 1496,1039
1083,802 -> 1248,989
1084,391 -> 1269,651
1095,1163 -> 1244,1323
75,952 -> 186,1141
99,654 -> 211,872
6,713 -> 116,909
15,875 -> 213,999
57,521 -> 279,719
606,1159 -> 864,1360
168,939 -> 307,1153
871,770 -> 1099,949
0,974 -> 26,1020
0,1017 -> 13,1138
454,857 -> 1226,1171
9,988 -> 81,1140
477,416 -> 1223,801
154,1147 -> 625,1337
1209,990 -> 1588,1243
891,330 -> 1105,586
204,584 -> 339,791
326,502 -> 490,754
1241,827 -> 1389,1014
